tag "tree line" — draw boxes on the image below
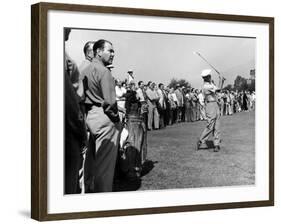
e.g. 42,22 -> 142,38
167,75 -> 255,92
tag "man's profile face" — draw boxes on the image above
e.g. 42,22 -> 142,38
99,42 -> 115,66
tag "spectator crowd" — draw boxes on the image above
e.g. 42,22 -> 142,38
117,75 -> 256,130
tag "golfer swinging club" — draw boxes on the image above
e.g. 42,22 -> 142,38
196,69 -> 221,152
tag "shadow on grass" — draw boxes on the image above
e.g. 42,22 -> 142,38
141,160 -> 158,176
197,140 -> 215,150
113,160 -> 158,192
206,140 -> 215,148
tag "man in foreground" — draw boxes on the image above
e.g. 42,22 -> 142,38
82,39 -> 120,192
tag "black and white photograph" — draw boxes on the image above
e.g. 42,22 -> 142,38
64,27 -> 256,194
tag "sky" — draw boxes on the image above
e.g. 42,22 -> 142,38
65,28 -> 255,89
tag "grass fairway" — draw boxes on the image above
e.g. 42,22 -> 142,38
139,110 -> 255,191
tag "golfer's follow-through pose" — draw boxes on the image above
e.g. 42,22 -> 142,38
197,69 -> 221,152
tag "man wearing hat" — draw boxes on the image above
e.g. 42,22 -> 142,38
197,69 -> 221,152
127,69 -> 135,84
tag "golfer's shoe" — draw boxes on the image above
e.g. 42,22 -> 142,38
196,140 -> 208,150
214,145 -> 220,152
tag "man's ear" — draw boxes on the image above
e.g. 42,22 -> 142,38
96,48 -> 102,57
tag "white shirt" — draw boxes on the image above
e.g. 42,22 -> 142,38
128,74 -> 134,84
157,89 -> 165,107
115,86 -> 127,109
171,93 -> 179,104
202,82 -> 218,102
198,93 -> 205,105
136,88 -> 145,102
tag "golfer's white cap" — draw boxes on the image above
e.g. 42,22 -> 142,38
201,69 -> 212,77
